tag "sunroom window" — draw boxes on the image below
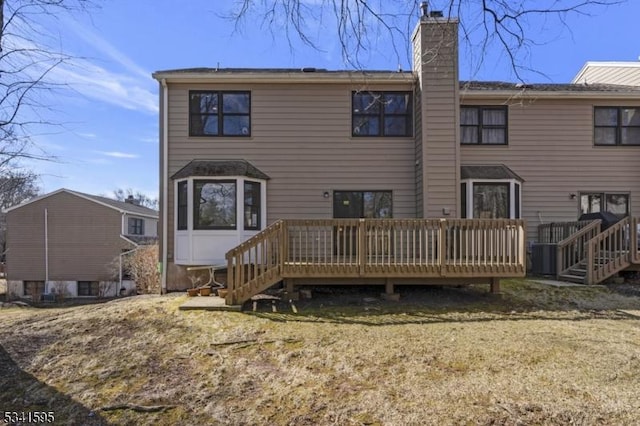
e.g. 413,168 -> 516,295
171,160 -> 269,265
460,166 -> 523,219
194,180 -> 237,230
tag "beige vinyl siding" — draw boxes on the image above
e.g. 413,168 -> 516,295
414,20 -> 460,218
165,82 -> 417,260
574,65 -> 640,86
461,98 -> 640,241
6,192 -> 134,281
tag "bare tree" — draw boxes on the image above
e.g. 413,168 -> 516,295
111,188 -> 159,210
0,0 -> 94,188
228,0 -> 625,80
0,169 -> 39,261
121,244 -> 160,295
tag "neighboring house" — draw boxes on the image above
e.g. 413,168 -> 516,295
153,11 -> 640,301
4,189 -> 159,299
573,61 -> 640,86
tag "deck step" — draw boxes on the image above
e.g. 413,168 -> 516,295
558,274 -> 586,284
567,268 -> 587,276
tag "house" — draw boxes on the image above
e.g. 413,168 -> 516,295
573,61 -> 640,86
153,10 -> 640,303
4,189 -> 159,299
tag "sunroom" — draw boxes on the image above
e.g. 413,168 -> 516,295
460,165 -> 523,219
171,160 -> 269,265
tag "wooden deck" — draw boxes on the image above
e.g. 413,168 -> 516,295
224,218 -> 527,305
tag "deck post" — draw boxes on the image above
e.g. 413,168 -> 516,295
490,277 -> 500,294
280,221 -> 288,274
358,219 -> 366,276
439,219 -> 447,276
385,279 -> 394,294
226,254 -> 235,304
381,278 -> 400,301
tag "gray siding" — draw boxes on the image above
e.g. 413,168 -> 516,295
164,82 -> 417,267
6,192 -> 134,281
460,98 -> 640,241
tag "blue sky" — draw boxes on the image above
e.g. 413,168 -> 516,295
21,0 -> 640,199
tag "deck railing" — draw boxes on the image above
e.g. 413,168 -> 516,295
538,220 -> 594,244
556,220 -> 601,278
632,217 -> 640,264
225,218 -> 527,304
586,218 -> 632,285
226,220 -> 284,303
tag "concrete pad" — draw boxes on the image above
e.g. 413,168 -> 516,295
179,296 -> 242,312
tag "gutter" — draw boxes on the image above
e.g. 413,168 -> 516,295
460,90 -> 640,100
151,71 -> 416,85
161,78 -> 168,294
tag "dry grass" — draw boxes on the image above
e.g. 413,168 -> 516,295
1,279 -> 639,425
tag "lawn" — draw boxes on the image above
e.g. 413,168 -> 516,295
1,279 -> 639,425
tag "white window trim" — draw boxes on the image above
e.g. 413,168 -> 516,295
462,178 -> 521,219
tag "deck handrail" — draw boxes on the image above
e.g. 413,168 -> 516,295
586,217 -> 631,285
555,220 -> 601,280
633,217 -> 640,264
225,220 -> 284,304
224,218 -> 527,305
538,220 -> 595,244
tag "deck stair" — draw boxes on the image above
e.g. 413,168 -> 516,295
224,218 -> 527,305
552,217 -> 639,285
558,261 -> 588,284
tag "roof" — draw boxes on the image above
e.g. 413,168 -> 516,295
4,188 -> 159,218
572,61 -> 640,86
461,165 -> 524,182
171,160 -> 270,180
152,67 -> 415,84
122,235 -> 159,246
461,80 -> 640,93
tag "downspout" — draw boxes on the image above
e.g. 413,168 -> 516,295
44,208 -> 49,287
161,78 -> 169,294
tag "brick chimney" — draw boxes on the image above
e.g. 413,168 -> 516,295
125,195 -> 136,205
412,8 -> 460,218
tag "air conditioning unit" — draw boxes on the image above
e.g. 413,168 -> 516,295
531,243 -> 557,275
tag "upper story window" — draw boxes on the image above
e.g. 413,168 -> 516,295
461,106 -> 507,145
352,91 -> 412,137
594,107 -> 640,145
189,91 -> 251,137
128,217 -> 144,235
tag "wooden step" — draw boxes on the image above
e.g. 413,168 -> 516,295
558,274 -> 586,284
567,268 -> 587,276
